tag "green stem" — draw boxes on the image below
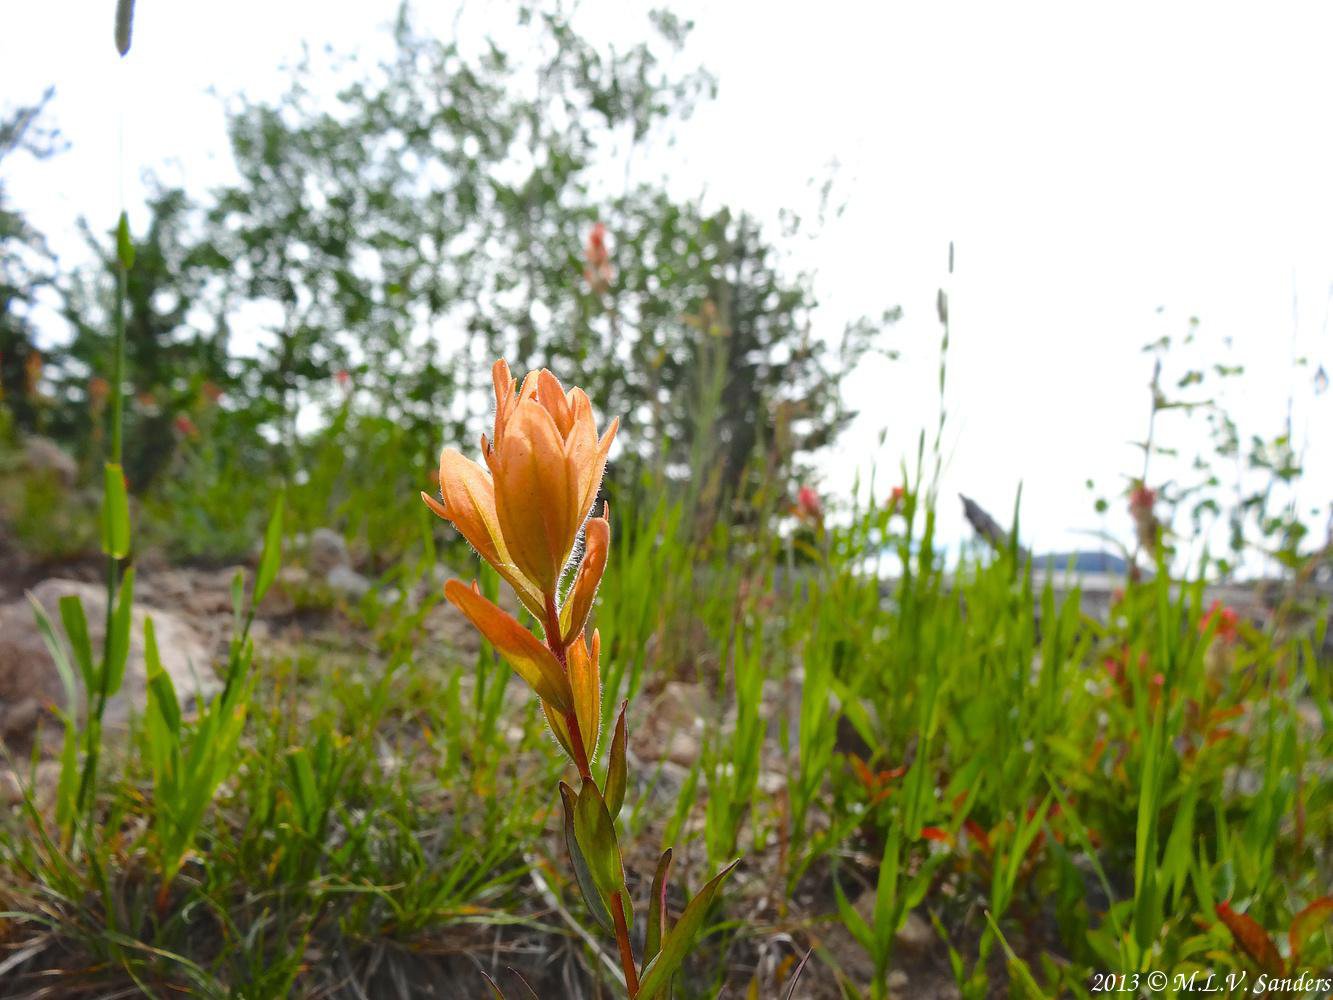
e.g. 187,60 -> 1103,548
74,222 -> 131,839
110,245 -> 126,465
546,592 -> 636,994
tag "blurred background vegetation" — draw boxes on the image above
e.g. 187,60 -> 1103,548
1,5 -> 891,568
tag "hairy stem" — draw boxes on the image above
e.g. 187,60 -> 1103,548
544,594 -> 592,780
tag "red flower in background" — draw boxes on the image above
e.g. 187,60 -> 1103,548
1201,601 -> 1240,644
1128,483 -> 1156,515
584,222 -> 613,294
796,484 -> 823,522
1128,481 -> 1160,553
174,414 -> 198,438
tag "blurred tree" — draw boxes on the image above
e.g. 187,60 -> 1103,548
17,3 -> 895,524
0,90 -> 61,434
57,186 -> 233,486
187,3 -> 890,504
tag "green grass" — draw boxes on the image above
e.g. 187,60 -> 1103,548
0,407 -> 1329,999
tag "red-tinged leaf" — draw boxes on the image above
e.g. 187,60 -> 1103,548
850,754 -> 875,789
920,826 -> 953,845
637,859 -> 739,1000
781,949 -> 814,1000
1288,896 -> 1333,967
964,819 -> 992,855
1210,704 -> 1245,723
1216,901 -> 1284,976
559,782 -> 613,931
604,701 -> 627,820
643,848 -> 672,972
573,777 -> 625,903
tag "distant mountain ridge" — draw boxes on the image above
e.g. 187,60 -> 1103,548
1033,551 -> 1128,573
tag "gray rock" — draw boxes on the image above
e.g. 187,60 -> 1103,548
894,911 -> 935,953
0,579 -> 218,757
307,528 -> 350,574
21,436 -> 78,488
326,564 -> 371,601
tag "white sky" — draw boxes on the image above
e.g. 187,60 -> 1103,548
3,1 -> 1331,562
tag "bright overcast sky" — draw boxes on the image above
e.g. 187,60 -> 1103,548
3,1 -> 1331,562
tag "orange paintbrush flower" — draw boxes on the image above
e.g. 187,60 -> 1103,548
425,359 -> 617,606
423,359 -> 618,769
418,357 -> 736,996
484,362 -> 617,595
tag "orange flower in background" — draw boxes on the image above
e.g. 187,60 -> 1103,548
423,359 -> 618,771
174,414 -> 199,438
584,222 -> 613,294
89,376 -> 111,414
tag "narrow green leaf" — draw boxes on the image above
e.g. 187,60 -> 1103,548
643,848 -> 672,972
55,722 -> 79,832
983,910 -> 1046,1000
57,595 -> 95,693
104,569 -> 135,698
604,701 -> 627,820
559,782 -> 613,931
116,212 -> 134,268
27,593 -> 78,716
833,871 -> 873,953
638,859 -> 739,999
1162,786 -> 1197,904
102,462 -> 131,558
144,617 -> 180,736
231,569 -> 245,628
253,493 -> 284,605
